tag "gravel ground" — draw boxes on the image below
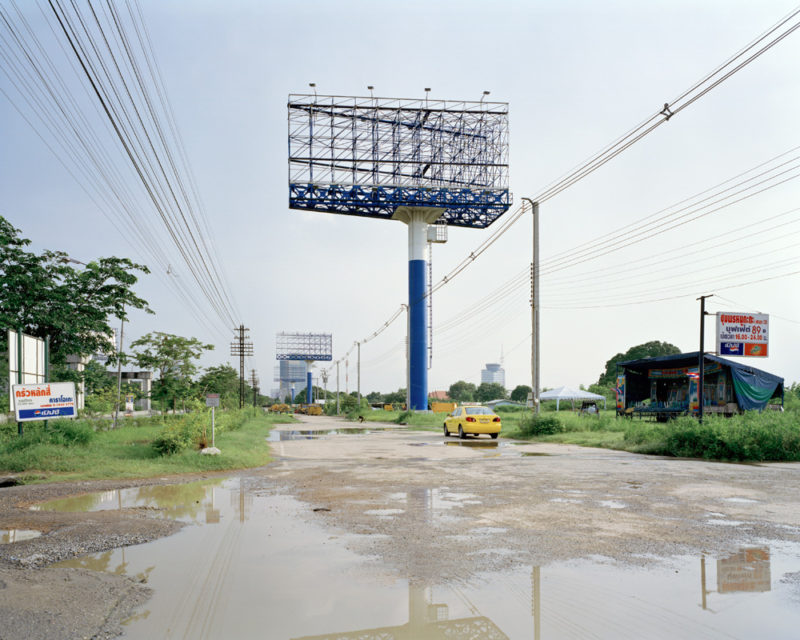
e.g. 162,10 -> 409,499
0,474 -> 221,640
3,415 -> 800,638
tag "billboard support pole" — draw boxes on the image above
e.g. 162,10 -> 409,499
394,207 -> 441,411
305,360 -> 313,406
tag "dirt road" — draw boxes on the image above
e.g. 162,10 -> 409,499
2,414 -> 800,638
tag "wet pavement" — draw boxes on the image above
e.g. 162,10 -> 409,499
45,477 -> 800,639
34,416 -> 800,638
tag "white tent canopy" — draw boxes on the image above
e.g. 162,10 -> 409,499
539,386 -> 607,411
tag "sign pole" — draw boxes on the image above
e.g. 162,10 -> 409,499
697,294 -> 713,424
43,336 -> 50,431
17,328 -> 23,436
212,405 -> 215,448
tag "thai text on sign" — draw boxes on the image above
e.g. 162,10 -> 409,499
716,312 -> 769,357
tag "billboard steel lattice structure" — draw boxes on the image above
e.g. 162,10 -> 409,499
276,332 -> 333,362
288,94 -> 511,228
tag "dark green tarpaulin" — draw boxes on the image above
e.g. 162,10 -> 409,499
730,365 -> 781,411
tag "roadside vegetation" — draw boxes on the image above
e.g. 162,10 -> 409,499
0,410 -> 293,483
349,394 -> 800,462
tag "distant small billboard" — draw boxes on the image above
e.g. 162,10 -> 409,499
13,382 -> 77,421
716,312 -> 769,357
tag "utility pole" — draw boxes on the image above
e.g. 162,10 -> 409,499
113,319 -> 124,429
356,342 -> 361,406
230,325 -> 253,409
250,369 -> 259,410
336,360 -> 340,414
522,198 -> 540,414
321,368 -> 329,405
402,304 -> 410,411
698,295 -> 713,424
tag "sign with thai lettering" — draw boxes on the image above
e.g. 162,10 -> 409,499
205,393 -> 220,408
12,382 -> 77,422
716,312 -> 769,357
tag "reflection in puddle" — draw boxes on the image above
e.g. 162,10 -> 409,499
32,478 -> 232,524
268,428 -> 397,441
444,440 -> 499,449
0,529 -> 41,544
44,481 -> 800,639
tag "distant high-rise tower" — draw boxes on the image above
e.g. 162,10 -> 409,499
481,362 -> 505,387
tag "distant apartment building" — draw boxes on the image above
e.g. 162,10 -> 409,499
481,362 -> 505,387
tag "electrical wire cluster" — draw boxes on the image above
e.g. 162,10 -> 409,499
323,7 -> 800,381
0,0 -> 242,346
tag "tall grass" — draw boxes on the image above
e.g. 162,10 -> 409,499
0,411 -> 294,482
624,412 -> 800,461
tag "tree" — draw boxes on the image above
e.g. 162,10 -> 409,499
448,380 -> 476,403
366,391 -> 383,404
597,340 -> 682,388
383,388 -> 407,404
130,332 -> 213,411
0,216 -> 151,365
510,384 -> 532,403
475,382 -> 506,403
195,364 -> 246,409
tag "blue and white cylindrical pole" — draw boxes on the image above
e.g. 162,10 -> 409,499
394,207 -> 442,411
306,360 -> 313,405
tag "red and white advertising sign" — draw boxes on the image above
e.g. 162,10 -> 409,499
12,382 -> 77,422
716,312 -> 769,357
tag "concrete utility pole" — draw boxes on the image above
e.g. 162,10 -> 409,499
336,360 -> 340,414
112,319 -> 124,429
356,342 -> 361,406
249,369 -> 259,410
230,325 -> 253,409
522,198 -> 540,414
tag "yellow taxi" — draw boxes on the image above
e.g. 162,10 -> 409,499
443,405 -> 501,439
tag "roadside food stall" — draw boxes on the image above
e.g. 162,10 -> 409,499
615,351 -> 784,420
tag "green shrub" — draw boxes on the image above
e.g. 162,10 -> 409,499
151,426 -> 192,456
519,413 -> 563,436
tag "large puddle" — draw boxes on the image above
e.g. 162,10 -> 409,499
42,478 -> 800,639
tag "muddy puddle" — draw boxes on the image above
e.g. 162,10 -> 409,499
42,478 -> 800,639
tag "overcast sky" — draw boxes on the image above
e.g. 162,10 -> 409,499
2,0 -> 799,397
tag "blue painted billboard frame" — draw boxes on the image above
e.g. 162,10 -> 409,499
289,183 -> 510,228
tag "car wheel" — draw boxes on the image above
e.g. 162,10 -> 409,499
458,425 -> 466,440
490,432 -> 498,439
443,424 -> 449,437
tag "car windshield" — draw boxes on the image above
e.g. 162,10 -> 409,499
465,407 -> 493,415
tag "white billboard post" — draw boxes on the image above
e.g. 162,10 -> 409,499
716,312 -> 769,357
8,329 -> 48,436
